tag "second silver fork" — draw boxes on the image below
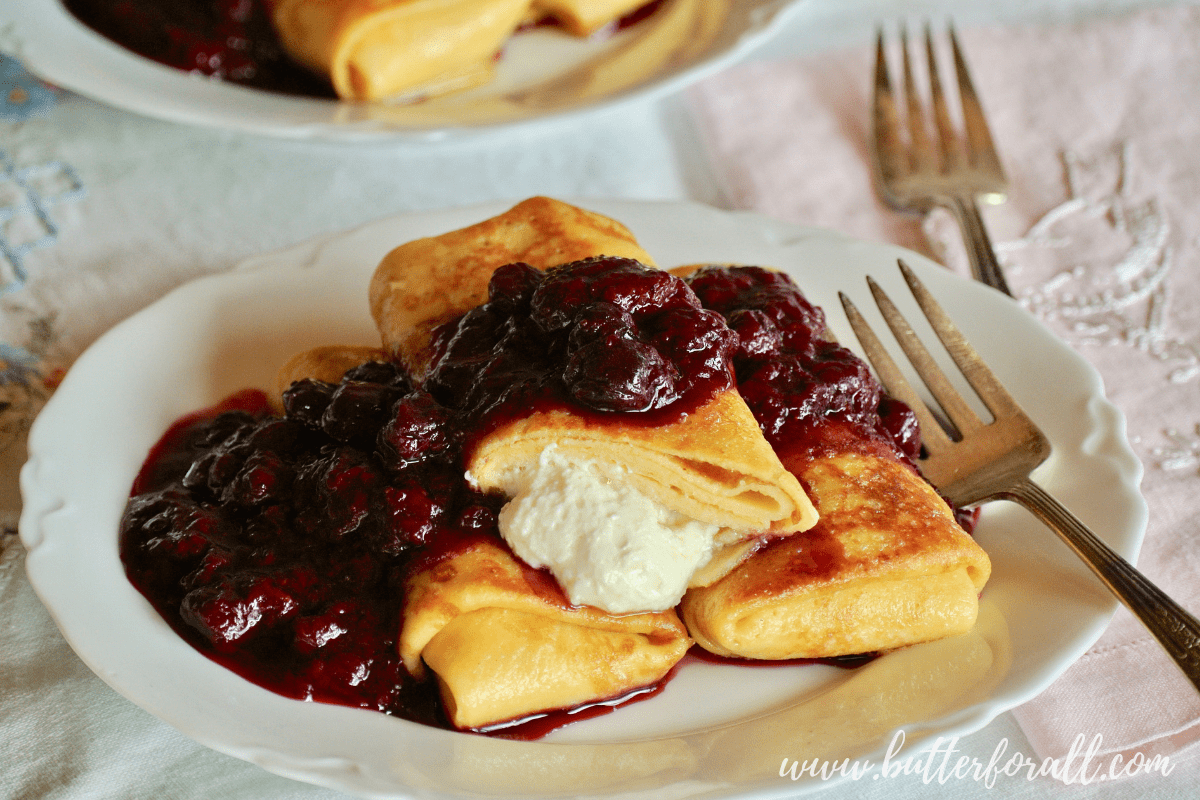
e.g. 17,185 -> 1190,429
872,24 -> 1013,297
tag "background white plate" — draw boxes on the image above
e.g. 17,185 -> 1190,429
1,0 -> 803,141
20,200 -> 1146,799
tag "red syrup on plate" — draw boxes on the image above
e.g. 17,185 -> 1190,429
684,645 -> 878,670
483,667 -> 678,741
516,0 -> 667,35
120,379 -> 456,730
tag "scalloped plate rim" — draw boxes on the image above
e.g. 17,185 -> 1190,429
19,199 -> 1147,799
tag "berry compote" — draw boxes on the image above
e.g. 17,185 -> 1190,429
424,256 -> 738,453
120,361 -> 490,728
684,265 -> 919,461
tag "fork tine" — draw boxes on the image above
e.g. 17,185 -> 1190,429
900,25 -> 934,172
896,259 -> 1024,418
949,25 -> 1006,184
924,24 -> 961,172
872,29 -> 906,188
838,290 -> 956,454
866,269 -> 985,438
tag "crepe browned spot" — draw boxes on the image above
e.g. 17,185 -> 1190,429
401,538 -> 690,730
369,196 -> 656,374
680,423 -> 992,660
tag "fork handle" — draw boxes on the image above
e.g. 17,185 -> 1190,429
947,196 -> 1014,297
1003,477 -> 1200,691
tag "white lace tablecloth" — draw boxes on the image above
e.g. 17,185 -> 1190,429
4,1 -> 1200,799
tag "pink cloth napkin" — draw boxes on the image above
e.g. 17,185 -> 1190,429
688,5 -> 1200,763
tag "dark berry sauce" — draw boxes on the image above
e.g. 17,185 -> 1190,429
120,360 -> 469,727
684,265 -> 920,463
683,265 -> 975,533
119,259 -> 961,739
424,257 -> 738,458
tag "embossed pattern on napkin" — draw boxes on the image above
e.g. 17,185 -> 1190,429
687,5 -> 1200,762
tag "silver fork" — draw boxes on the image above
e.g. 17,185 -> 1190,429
872,24 -> 1014,297
840,260 -> 1200,691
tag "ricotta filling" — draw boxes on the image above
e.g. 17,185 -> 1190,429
494,445 -> 720,614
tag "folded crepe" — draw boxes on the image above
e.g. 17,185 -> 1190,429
269,0 -> 653,101
370,196 -> 657,373
679,423 -> 992,660
270,0 -> 531,101
531,0 -> 652,35
369,198 -> 818,599
400,537 -> 690,730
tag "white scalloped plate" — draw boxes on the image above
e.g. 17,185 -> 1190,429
2,0 -> 804,140
20,200 -> 1145,799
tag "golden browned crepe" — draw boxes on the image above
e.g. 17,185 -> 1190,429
269,0 -> 653,101
270,0 -> 531,101
370,196 -> 656,373
401,537 -> 690,730
680,424 -> 991,660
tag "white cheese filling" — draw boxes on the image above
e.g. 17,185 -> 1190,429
494,444 -> 720,614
